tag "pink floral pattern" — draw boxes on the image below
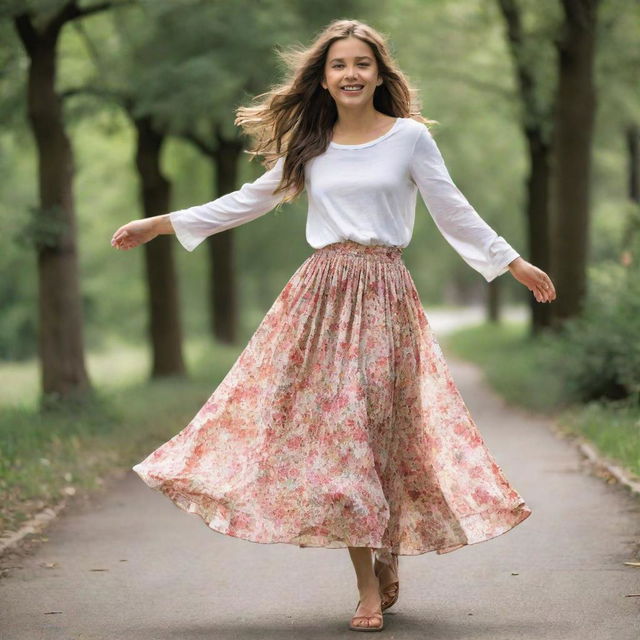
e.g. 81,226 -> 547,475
133,240 -> 531,562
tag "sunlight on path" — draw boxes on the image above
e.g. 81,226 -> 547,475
423,303 -> 527,335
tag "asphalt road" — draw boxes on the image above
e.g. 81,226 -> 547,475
1,310 -> 639,639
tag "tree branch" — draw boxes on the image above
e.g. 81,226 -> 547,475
60,84 -> 127,106
13,13 -> 39,55
71,19 -> 111,85
72,0 -> 135,20
178,130 -> 216,157
496,0 -> 547,126
46,0 -> 135,36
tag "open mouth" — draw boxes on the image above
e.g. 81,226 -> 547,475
340,85 -> 364,93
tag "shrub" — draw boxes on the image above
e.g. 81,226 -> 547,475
549,260 -> 640,404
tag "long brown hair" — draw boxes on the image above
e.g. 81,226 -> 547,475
234,18 -> 438,206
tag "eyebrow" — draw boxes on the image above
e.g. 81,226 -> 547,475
329,56 -> 373,62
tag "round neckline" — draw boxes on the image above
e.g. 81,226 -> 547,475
329,117 -> 402,149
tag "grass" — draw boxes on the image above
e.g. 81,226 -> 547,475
560,399 -> 640,477
439,320 -> 569,414
0,336 -> 244,534
441,320 -> 640,478
0,334 -> 180,406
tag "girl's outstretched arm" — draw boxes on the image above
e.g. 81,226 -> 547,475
111,155 -> 290,252
409,125 -> 519,283
409,125 -> 555,303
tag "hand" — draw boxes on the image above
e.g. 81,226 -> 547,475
507,256 -> 557,303
111,218 -> 158,250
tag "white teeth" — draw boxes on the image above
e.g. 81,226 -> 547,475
342,85 -> 363,91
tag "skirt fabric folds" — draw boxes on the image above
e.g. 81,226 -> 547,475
132,240 -> 531,565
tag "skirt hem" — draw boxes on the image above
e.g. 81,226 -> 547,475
133,466 -> 532,558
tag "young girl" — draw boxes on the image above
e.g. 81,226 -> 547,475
112,19 -> 555,632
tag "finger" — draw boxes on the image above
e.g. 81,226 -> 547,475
534,284 -> 547,303
542,277 -> 555,296
536,280 -> 552,302
543,282 -> 555,301
115,232 -> 130,247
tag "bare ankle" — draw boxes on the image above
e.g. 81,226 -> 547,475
357,574 -> 379,592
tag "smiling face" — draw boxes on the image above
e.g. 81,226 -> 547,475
321,36 -> 382,108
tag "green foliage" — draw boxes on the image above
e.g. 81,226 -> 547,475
18,204 -> 70,249
548,259 -> 640,404
526,201 -> 640,406
0,129 -> 38,359
0,220 -> 37,360
446,214 -> 640,409
441,320 -> 569,414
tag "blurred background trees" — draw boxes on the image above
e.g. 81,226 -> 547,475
0,0 -> 638,408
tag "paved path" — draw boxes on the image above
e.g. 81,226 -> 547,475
1,309 -> 639,639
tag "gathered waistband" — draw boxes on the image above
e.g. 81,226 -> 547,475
313,240 -> 404,261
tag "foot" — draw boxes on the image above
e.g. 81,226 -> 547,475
350,575 -> 384,630
374,553 -> 399,610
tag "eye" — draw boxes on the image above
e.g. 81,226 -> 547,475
331,62 -> 371,68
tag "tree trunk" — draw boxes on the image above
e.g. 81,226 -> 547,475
525,128 -> 553,334
208,135 -> 244,344
14,16 -> 91,406
496,0 -> 555,336
550,0 -> 600,326
133,116 -> 186,377
621,123 -> 640,262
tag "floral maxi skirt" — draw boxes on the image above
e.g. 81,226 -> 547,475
132,240 -> 532,566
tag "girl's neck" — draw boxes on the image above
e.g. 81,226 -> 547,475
333,108 -> 387,134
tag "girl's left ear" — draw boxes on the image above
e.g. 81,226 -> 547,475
377,77 -> 383,86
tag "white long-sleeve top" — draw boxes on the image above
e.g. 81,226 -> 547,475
169,116 -> 520,282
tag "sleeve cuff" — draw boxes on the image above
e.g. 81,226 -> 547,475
483,249 -> 520,283
169,211 -> 206,252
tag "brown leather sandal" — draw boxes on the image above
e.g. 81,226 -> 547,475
374,553 -> 399,611
349,599 -> 384,632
